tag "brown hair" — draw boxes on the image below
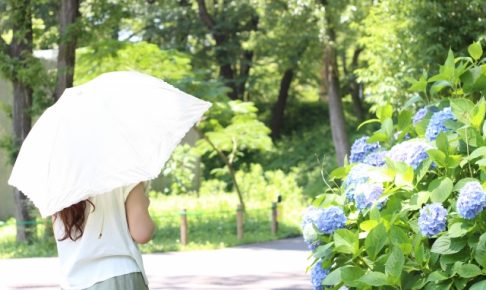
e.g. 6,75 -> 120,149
54,200 -> 95,241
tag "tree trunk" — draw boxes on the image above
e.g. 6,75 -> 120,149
349,47 -> 365,121
54,0 -> 79,101
10,0 -> 36,242
322,28 -> 349,166
238,50 -> 253,100
270,68 -> 294,139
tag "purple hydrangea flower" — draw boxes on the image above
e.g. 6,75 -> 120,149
349,136 -> 380,164
386,139 -> 432,169
343,164 -> 373,201
363,151 -> 387,167
425,107 -> 456,141
354,183 -> 384,210
314,206 -> 347,234
418,203 -> 448,237
311,260 -> 329,290
457,181 -> 486,219
413,107 -> 429,124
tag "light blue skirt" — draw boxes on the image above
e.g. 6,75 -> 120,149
84,272 -> 147,290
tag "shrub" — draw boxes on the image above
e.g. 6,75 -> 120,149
304,42 -> 486,289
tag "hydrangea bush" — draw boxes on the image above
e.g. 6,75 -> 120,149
304,42 -> 486,289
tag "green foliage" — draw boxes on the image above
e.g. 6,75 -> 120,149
357,0 -> 486,107
307,42 -> 486,289
75,41 -> 193,85
196,100 -> 273,165
161,144 -> 199,195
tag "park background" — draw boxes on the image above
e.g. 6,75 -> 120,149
1,0 -> 486,259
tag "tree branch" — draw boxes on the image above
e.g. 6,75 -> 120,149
196,0 -> 214,29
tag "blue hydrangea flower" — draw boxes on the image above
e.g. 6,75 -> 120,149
418,203 -> 448,237
363,151 -> 387,167
311,260 -> 329,290
386,139 -> 432,169
343,164 -> 373,201
457,181 -> 486,219
314,206 -> 347,234
302,223 -> 320,250
425,107 -> 456,141
354,183 -> 384,210
302,206 -> 320,227
349,136 -> 380,164
413,107 -> 429,124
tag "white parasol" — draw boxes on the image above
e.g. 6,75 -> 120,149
8,71 -> 211,217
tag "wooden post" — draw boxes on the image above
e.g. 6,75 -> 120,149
180,209 -> 188,245
271,202 -> 278,235
236,204 -> 244,240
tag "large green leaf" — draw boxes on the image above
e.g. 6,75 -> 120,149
470,280 -> 486,290
385,247 -> 404,279
456,263 -> 482,278
475,233 -> 486,268
365,223 -> 387,260
468,41 -> 483,60
447,222 -> 472,238
450,98 -> 475,125
429,177 -> 453,203
358,271 -> 389,287
431,236 -> 466,255
333,229 -> 359,255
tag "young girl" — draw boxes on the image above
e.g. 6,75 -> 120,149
53,181 -> 155,289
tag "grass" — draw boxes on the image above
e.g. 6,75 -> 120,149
0,191 -> 306,258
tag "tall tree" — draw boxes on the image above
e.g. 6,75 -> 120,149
0,0 -> 37,242
195,0 -> 258,100
320,0 -> 349,166
54,0 -> 80,101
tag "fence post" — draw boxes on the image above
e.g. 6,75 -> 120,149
180,209 -> 188,245
271,202 -> 278,235
236,204 -> 244,240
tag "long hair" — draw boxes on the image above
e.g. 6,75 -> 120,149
54,200 -> 95,241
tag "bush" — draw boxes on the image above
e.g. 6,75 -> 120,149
305,42 -> 486,289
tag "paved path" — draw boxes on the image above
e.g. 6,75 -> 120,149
0,238 -> 311,290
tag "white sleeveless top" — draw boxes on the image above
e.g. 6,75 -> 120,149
54,183 -> 149,289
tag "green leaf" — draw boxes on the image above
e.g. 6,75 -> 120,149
471,98 -> 486,130
475,233 -> 486,268
426,270 -> 449,283
398,109 -> 413,130
431,236 -> 466,255
469,146 -> 486,160
376,104 -> 393,122
322,267 -> 342,285
358,271 -> 389,287
360,220 -> 379,232
365,223 -> 387,260
329,166 -> 349,180
429,177 -> 453,203
447,222 -> 471,238
427,149 -> 447,167
313,243 -> 333,260
456,263 -> 482,278
468,41 -> 483,60
334,229 -> 359,255
470,280 -> 486,290
340,266 -> 366,286
450,98 -> 475,125
357,118 -> 381,131
436,132 -> 449,153
385,247 -> 404,278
